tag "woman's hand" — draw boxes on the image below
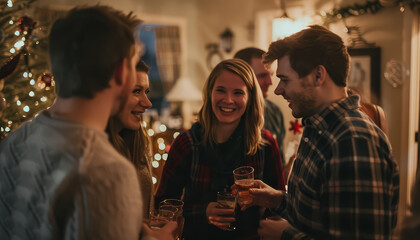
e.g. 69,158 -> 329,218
206,202 -> 235,231
141,221 -> 177,240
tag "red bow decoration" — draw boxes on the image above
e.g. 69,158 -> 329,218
289,119 -> 302,134
18,16 -> 36,37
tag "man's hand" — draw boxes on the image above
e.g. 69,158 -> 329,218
206,202 -> 235,231
141,221 -> 177,240
232,180 -> 283,211
258,217 -> 290,240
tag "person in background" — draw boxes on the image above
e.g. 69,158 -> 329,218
348,87 -> 388,134
106,59 -> 154,218
234,47 -> 286,166
239,25 -> 399,240
155,58 -> 285,240
0,5 -> 175,240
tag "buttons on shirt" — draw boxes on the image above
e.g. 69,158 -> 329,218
304,137 -> 309,142
318,130 -> 322,135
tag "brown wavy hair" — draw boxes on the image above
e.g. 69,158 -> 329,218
106,60 -> 151,166
263,25 -> 350,87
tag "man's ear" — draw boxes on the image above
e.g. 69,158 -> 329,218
113,58 -> 128,87
314,65 -> 327,86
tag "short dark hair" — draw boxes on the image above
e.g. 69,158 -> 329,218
234,47 -> 265,66
136,59 -> 149,73
263,25 -> 349,87
49,5 -> 142,98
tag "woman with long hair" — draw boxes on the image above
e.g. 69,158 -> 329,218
106,59 -> 154,217
156,58 -> 285,239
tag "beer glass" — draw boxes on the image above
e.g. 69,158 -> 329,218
217,191 -> 237,231
160,199 -> 184,240
149,209 -> 174,230
233,166 -> 254,205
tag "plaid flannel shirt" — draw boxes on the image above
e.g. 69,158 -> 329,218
279,95 -> 399,240
155,123 -> 285,239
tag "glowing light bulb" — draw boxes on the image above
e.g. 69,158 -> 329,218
152,161 -> 159,168
40,96 -> 47,102
162,153 -> 168,160
14,31 -> 20,36
9,20 -> 14,24
154,153 -> 162,161
158,143 -> 165,150
152,177 -> 157,184
16,100 -> 21,106
29,91 -> 34,97
159,124 -> 167,132
23,106 -> 30,112
157,138 -> 164,144
7,0 -> 13,7
8,121 -> 12,124
147,129 -> 155,136
30,79 -> 35,85
23,72 -> 28,78
5,127 -> 11,132
173,132 -> 180,139
10,48 -> 16,53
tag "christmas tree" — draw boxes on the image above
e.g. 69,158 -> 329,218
0,0 -> 56,141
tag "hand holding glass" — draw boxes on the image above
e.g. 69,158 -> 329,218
217,191 -> 237,231
149,209 -> 175,230
160,199 -> 184,240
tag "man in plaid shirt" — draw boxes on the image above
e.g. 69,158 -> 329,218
239,25 -> 399,239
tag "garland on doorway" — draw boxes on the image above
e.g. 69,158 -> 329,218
320,0 -> 420,25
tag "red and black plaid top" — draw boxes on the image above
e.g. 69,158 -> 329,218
155,122 -> 285,239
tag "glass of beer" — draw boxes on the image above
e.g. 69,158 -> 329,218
160,199 -> 184,240
233,166 -> 254,205
217,191 -> 237,231
149,209 -> 174,230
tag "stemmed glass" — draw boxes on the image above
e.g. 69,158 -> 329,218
160,199 -> 184,240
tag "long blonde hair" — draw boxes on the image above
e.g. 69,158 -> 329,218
198,58 -> 265,155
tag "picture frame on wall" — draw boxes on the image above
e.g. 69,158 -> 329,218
347,47 -> 381,105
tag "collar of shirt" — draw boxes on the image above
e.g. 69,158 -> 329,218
302,95 -> 361,131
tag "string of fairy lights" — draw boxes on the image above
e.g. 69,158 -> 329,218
144,119 -> 181,185
0,0 -> 55,141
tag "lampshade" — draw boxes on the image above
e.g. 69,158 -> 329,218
272,16 -> 295,41
272,0 -> 296,41
166,77 -> 202,102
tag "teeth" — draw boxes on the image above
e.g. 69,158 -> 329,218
132,112 -> 142,117
220,107 -> 234,112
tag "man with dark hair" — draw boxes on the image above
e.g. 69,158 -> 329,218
0,5 -> 175,240
234,47 -> 286,165
238,25 -> 399,240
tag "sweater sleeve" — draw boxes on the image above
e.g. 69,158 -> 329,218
83,161 -> 143,240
